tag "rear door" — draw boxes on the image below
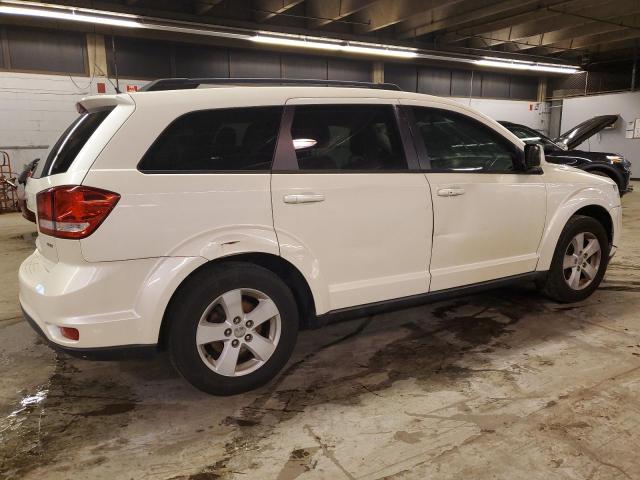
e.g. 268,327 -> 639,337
271,99 -> 433,313
402,101 -> 546,291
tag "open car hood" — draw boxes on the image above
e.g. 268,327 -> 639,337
554,114 -> 618,150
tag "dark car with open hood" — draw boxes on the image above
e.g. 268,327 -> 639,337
499,115 -> 632,195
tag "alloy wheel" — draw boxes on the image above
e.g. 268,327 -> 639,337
196,288 -> 281,377
563,232 -> 602,291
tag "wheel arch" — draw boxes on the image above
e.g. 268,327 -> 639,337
158,252 -> 317,349
537,197 -> 615,271
573,204 -> 613,244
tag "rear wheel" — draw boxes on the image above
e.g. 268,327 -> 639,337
540,215 -> 609,302
168,263 -> 299,395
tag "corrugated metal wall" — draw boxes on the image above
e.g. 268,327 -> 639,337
385,63 -> 538,100
105,36 -> 372,82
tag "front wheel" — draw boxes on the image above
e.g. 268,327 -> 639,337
540,215 -> 609,302
168,263 -> 299,395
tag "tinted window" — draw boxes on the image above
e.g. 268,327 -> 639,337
34,108 -> 113,179
291,105 -> 406,171
139,107 -> 283,172
412,108 -> 516,172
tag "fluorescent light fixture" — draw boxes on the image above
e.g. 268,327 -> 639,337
343,44 -> 417,58
0,5 -> 142,28
252,34 -> 418,58
252,35 -> 342,51
475,58 -> 579,74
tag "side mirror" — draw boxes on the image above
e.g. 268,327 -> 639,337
524,143 -> 542,170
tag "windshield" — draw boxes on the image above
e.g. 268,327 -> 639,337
504,124 -> 560,149
33,108 -> 113,179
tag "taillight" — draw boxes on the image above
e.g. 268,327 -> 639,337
36,185 -> 120,239
60,327 -> 79,341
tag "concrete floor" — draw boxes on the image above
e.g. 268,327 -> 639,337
1,184 -> 639,480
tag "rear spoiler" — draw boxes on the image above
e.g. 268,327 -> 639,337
77,94 -> 134,113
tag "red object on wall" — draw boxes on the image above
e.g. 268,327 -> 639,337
96,82 -> 106,94
126,85 -> 138,92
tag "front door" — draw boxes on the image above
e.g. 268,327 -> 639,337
404,102 -> 547,291
271,100 -> 433,313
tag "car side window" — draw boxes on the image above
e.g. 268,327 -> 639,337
291,105 -> 407,171
138,106 -> 283,172
412,107 -> 517,173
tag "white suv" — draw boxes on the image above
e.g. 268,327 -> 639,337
19,79 -> 621,395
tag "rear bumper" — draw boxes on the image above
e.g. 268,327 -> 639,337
21,307 -> 156,360
19,248 -> 205,350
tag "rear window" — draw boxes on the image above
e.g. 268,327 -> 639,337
33,108 -> 113,178
138,107 -> 283,172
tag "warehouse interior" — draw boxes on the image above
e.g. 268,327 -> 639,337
1,0 -> 640,479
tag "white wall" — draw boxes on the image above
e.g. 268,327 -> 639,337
0,71 -> 146,175
561,91 -> 640,178
452,97 -> 549,132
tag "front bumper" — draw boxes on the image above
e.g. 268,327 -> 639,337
619,166 -> 632,194
19,248 -> 205,351
609,205 -> 622,258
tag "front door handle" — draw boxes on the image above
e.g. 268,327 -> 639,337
283,193 -> 325,204
436,187 -> 465,197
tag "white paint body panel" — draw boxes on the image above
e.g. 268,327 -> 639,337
18,86 -> 621,349
425,172 -> 546,291
535,164 -> 620,270
272,173 -> 433,313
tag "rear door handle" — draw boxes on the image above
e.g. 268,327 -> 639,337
436,187 -> 465,197
283,193 -> 325,204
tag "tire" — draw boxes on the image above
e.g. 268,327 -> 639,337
167,262 -> 299,395
540,215 -> 609,303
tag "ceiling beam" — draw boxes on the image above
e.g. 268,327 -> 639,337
305,0 -> 378,29
510,15 -> 638,52
195,0 -> 224,15
253,0 -> 306,22
351,0 -> 463,34
447,0 -> 639,48
398,0 -> 545,39
433,0 -> 593,45
592,37 -> 640,52
549,26 -> 640,50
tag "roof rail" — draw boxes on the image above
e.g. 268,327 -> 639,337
139,77 -> 402,92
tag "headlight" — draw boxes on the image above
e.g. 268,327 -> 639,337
606,155 -> 624,164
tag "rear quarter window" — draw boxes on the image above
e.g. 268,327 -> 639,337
138,106 -> 283,172
33,108 -> 114,178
